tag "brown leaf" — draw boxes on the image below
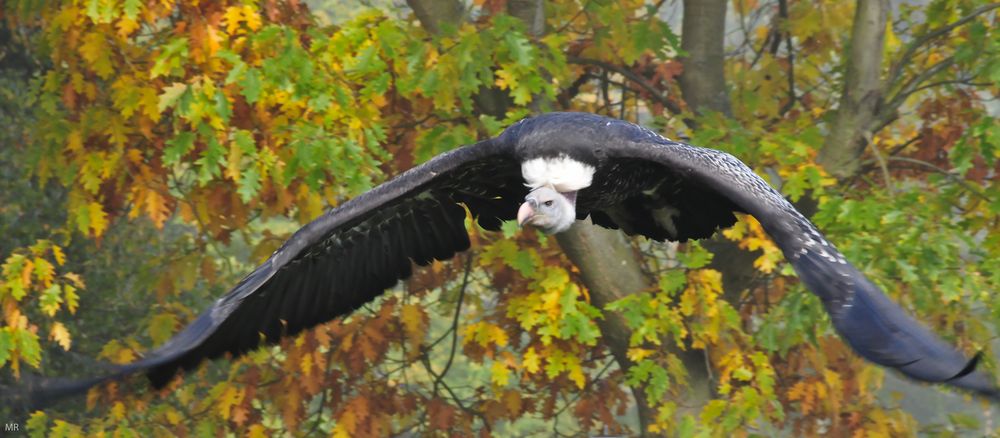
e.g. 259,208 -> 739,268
427,398 -> 455,430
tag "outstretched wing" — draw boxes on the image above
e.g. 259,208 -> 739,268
577,115 -> 997,398
10,137 -> 527,407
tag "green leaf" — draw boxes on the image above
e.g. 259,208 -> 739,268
658,269 -> 686,295
123,0 -> 142,19
26,411 -> 48,438
678,242 -> 713,268
14,327 -> 41,368
0,329 -> 12,367
39,284 -> 63,316
164,132 -> 196,165
150,37 -> 189,78
148,313 -> 178,345
240,69 -> 262,104
158,83 -> 189,114
237,166 -> 261,203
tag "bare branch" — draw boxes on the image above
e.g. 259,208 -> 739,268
885,156 -> 993,202
868,135 -> 894,195
567,56 -> 683,115
876,56 -> 956,130
433,253 -> 473,393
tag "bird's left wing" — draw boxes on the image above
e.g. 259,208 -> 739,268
588,116 -> 997,399
6,137 -> 527,409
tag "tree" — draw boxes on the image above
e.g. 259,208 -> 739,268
2,0 -> 998,435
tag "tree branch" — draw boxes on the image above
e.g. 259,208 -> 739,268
885,2 -> 1000,90
433,253 -> 472,394
567,56 -> 683,115
884,156 -> 992,202
874,55 -> 960,132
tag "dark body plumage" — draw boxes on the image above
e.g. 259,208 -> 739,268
7,112 -> 996,408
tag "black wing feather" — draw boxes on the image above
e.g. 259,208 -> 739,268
586,115 -> 998,399
8,138 -> 523,408
8,112 -> 995,409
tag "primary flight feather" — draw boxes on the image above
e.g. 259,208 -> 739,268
9,112 -> 997,407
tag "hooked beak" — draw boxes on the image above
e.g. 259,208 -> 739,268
517,200 -> 536,227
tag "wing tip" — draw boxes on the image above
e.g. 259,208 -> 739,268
1,373 -> 117,412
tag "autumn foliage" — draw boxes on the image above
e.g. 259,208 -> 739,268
1,0 -> 998,436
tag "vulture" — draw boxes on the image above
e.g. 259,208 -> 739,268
7,112 -> 997,408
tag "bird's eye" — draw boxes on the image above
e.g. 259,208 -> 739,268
544,200 -> 553,207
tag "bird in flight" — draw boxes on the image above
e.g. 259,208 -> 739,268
9,112 -> 997,407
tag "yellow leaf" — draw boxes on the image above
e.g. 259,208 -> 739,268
50,322 -> 72,350
88,202 -> 109,236
884,20 -> 901,53
64,284 -> 79,314
463,321 -> 509,348
166,409 -> 182,425
332,410 -> 356,438
64,272 -> 86,289
247,424 -> 267,438
51,245 -> 66,266
568,363 -> 586,389
400,303 -> 426,350
627,348 -> 654,362
33,257 -> 55,287
144,189 -> 170,228
79,32 -> 114,79
20,259 -> 34,289
490,362 -> 510,387
300,352 -> 313,376
117,17 -> 140,38
522,347 -> 540,374
67,130 -> 83,152
225,141 -> 242,181
216,386 -> 243,421
111,401 -> 126,420
224,5 -> 261,34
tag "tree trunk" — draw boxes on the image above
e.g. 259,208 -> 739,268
679,0 -> 732,117
407,0 -> 465,35
556,221 -> 711,434
676,0 -> 762,332
404,1 -> 673,434
817,0 -> 889,179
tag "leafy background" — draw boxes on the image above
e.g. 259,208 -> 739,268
1,0 -> 998,436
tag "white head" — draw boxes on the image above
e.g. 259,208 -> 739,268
517,186 -> 577,234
